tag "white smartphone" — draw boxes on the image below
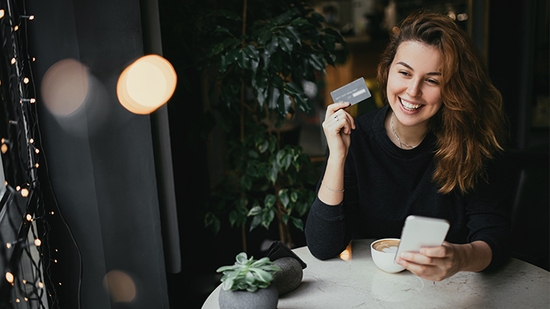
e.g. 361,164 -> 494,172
395,215 -> 450,261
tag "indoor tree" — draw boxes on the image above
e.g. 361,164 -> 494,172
196,0 -> 347,250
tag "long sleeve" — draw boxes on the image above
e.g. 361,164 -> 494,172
465,153 -> 514,271
305,196 -> 350,260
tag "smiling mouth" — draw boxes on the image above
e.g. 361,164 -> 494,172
400,98 -> 422,111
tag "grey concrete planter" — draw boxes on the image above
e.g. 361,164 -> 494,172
218,284 -> 278,309
272,257 -> 303,295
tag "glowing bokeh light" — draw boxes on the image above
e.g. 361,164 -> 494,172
5,272 -> 14,283
103,270 -> 137,302
339,242 -> 353,261
41,59 -> 89,116
117,54 -> 177,115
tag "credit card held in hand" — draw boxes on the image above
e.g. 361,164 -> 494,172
330,77 -> 371,105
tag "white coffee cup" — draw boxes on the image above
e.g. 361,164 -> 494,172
370,238 -> 405,273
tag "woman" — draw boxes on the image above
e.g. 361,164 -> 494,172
305,12 -> 512,281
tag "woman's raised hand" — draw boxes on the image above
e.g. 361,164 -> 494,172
322,102 -> 356,161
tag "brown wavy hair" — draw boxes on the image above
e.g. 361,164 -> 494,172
377,12 -> 507,194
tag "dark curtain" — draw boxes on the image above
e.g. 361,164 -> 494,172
28,0 -> 171,308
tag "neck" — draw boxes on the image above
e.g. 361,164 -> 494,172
387,111 -> 428,149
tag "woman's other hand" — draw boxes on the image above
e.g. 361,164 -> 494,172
395,241 -> 492,281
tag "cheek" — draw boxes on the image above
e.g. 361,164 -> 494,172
386,75 -> 402,97
427,91 -> 443,107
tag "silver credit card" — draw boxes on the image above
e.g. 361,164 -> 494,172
330,77 -> 371,105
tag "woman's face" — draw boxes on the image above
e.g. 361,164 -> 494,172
386,40 -> 444,128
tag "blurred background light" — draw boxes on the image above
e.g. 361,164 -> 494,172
40,58 -> 109,137
103,270 -> 137,303
117,54 -> 177,115
40,58 -> 89,117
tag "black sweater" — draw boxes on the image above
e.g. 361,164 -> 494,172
305,105 -> 512,271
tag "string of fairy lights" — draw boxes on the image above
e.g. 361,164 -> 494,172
0,0 -> 60,307
0,0 -> 177,307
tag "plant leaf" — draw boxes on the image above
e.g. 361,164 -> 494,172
250,268 -> 273,283
279,36 -> 292,53
223,48 -> 240,67
250,215 -> 261,231
251,257 -> 271,267
229,210 -> 238,227
285,26 -> 301,45
221,278 -> 234,291
279,189 -> 289,208
282,93 -> 292,115
248,206 -> 262,217
245,272 -> 255,285
267,162 -> 278,184
290,190 -> 298,203
266,37 -> 279,54
257,140 -> 269,153
264,194 -> 276,208
282,213 -> 289,224
291,217 -> 304,231
308,53 -> 326,71
261,209 -> 275,229
258,30 -> 272,46
235,252 -> 248,264
268,87 -> 280,110
246,286 -> 258,292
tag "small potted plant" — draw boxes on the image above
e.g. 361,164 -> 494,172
216,252 -> 281,309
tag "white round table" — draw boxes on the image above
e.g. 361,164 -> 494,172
202,239 -> 550,308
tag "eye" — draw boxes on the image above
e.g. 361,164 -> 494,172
398,70 -> 411,77
426,78 -> 440,85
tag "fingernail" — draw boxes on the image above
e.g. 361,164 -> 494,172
401,253 -> 410,259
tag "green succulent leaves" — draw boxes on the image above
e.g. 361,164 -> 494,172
217,252 -> 281,292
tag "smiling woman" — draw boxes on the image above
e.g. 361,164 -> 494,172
305,11 -> 512,282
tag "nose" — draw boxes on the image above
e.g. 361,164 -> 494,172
406,79 -> 422,97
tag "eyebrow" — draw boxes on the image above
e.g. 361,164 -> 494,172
396,61 -> 442,76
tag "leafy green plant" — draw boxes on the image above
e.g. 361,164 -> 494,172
195,0 -> 347,248
217,252 -> 281,292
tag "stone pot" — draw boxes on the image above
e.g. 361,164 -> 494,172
272,257 -> 303,295
218,284 -> 278,309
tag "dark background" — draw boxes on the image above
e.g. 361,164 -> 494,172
22,0 -> 550,308
162,0 -> 549,307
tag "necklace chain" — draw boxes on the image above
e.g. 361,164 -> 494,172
390,112 -> 419,149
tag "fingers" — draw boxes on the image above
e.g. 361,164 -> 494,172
326,101 -> 351,117
396,245 -> 456,281
325,109 -> 353,133
396,253 -> 444,281
398,245 -> 450,265
321,102 -> 356,160
420,245 -> 449,258
323,102 -> 356,134
397,252 -> 434,266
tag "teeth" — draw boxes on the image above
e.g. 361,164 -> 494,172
400,99 -> 421,110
